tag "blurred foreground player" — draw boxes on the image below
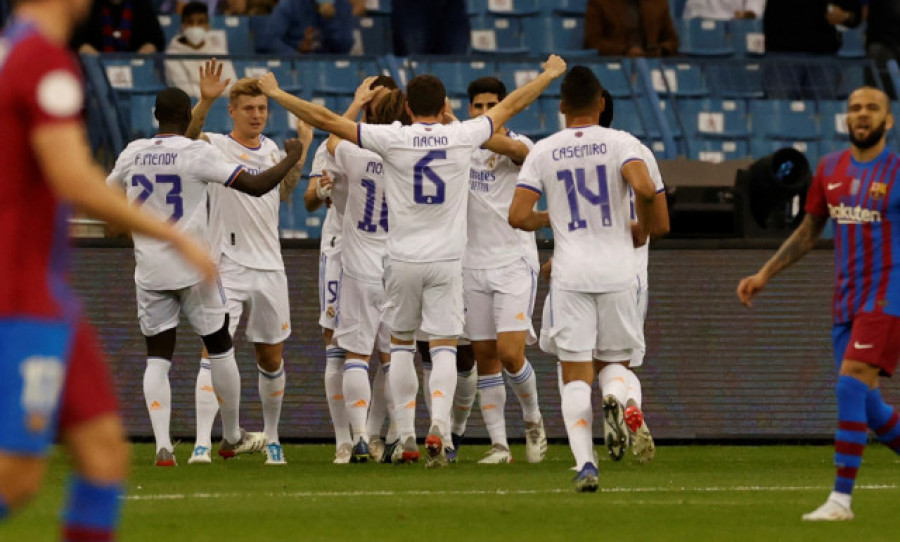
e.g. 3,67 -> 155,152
738,86 -> 900,521
0,0 -> 215,538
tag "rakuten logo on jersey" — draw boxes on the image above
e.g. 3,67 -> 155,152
828,202 -> 882,224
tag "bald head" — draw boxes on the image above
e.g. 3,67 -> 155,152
848,86 -> 890,110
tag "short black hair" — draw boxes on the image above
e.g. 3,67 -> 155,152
154,87 -> 192,126
467,77 -> 507,104
598,89 -> 614,128
561,66 -> 604,114
406,75 -> 446,117
181,1 -> 209,22
371,75 -> 398,91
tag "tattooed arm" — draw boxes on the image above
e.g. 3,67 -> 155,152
736,213 -> 829,307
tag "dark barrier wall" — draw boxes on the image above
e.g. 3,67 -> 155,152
70,247 -> 898,441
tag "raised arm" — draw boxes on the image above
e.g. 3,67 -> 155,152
281,121 -> 314,202
230,138 -> 304,197
259,72 -> 359,144
482,133 -> 530,164
327,76 -> 381,155
484,55 -> 567,129
185,59 -> 230,140
33,122 -> 216,281
736,213 -> 829,307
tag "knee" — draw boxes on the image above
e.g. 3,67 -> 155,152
256,346 -> 283,372
456,344 -> 475,372
77,434 -> 130,484
201,315 -> 233,355
0,458 -> 45,509
496,344 -> 524,369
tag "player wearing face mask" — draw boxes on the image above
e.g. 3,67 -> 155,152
164,1 -> 237,99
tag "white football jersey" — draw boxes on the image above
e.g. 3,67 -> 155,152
359,116 -> 494,262
106,135 -> 242,290
333,141 -> 388,283
629,141 -> 665,288
312,141 -> 348,255
465,130 -> 539,270
206,133 -> 284,271
517,125 -> 644,293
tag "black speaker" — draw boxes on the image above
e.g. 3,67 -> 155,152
734,148 -> 812,238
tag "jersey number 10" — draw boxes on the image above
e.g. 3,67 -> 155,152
131,174 -> 184,221
556,165 -> 611,231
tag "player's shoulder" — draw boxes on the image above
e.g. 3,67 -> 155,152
258,134 -> 280,153
819,148 -> 851,176
506,129 -> 534,147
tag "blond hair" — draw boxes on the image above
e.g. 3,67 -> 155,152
229,78 -> 264,104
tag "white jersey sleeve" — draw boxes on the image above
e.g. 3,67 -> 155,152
520,126 -> 644,292
630,142 -> 665,286
314,141 -> 348,255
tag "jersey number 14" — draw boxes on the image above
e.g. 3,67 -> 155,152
557,165 -> 611,231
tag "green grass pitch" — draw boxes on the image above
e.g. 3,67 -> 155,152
3,443 -> 900,541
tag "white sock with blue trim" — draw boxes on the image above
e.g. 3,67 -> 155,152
258,359 -> 285,444
194,359 -> 218,449
505,359 -> 541,424
343,358 -> 371,443
325,346 -> 351,447
429,346 -> 458,441
478,373 -> 508,448
389,344 -> 418,441
144,357 -> 172,453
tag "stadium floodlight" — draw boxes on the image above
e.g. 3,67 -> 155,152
734,147 -> 813,237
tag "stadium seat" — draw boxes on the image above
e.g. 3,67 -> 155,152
749,100 -> 819,140
689,139 -> 749,162
128,94 -> 159,139
584,61 -> 634,98
521,15 -> 595,57
103,58 -> 166,93
838,23 -> 867,59
678,99 -> 750,139
676,19 -> 734,57
212,15 -> 252,55
641,97 -> 683,138
157,14 -> 179,44
818,100 -> 849,144
248,15 -> 269,52
750,138 -> 820,166
486,0 -> 541,17
467,0 -> 487,17
645,60 -> 708,97
233,59 -> 301,93
366,0 -> 392,15
554,0 -> 586,15
607,97 -> 648,139
499,62 -> 561,96
426,60 -> 497,96
505,101 -> 544,138
470,15 -> 529,54
707,62 -> 765,99
304,59 -> 363,95
729,18 -> 765,57
837,64 -> 867,98
357,15 -> 392,55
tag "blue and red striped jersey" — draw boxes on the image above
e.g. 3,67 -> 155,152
0,20 -> 84,318
806,147 -> 900,324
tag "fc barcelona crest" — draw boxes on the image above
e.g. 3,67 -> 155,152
870,182 -> 888,201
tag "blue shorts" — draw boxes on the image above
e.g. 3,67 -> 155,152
0,318 -> 74,456
832,322 -> 853,374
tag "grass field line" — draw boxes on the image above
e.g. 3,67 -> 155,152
125,483 -> 898,501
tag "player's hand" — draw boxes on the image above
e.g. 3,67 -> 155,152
198,58 -> 230,101
258,72 -> 281,96
297,120 -> 314,146
284,137 -> 304,157
736,273 -> 767,308
442,97 -> 458,124
171,233 -> 217,283
542,55 -> 567,78
354,76 -> 381,105
540,259 -> 552,282
317,171 -> 334,200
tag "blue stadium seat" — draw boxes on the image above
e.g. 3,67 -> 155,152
505,101 -> 544,138
470,15 -> 529,54
521,15 -> 594,57
427,60 -> 497,96
233,59 -> 301,93
367,0 -> 392,15
539,97 -> 564,132
837,64 -> 867,98
212,15 -> 252,55
357,15 -> 392,55
678,99 -> 750,139
467,0 -> 487,17
486,0 -> 541,17
676,19 -> 734,57
640,97 -> 683,138
838,23 -> 867,59
128,94 -> 159,139
645,60 -> 708,97
248,15 -> 268,52
607,98 -> 648,139
554,0 -> 586,15
708,63 -> 764,99
157,14 -> 179,44
751,138 -> 820,165
585,61 -> 633,98
103,58 -> 165,93
689,139 -> 749,162
304,59 -> 363,95
729,18 -> 765,57
203,100 -> 233,134
749,100 -> 819,140
499,62 -> 561,96
819,100 -> 849,144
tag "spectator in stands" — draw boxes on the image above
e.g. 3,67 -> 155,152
72,0 -> 166,54
165,1 -> 238,98
764,0 -> 862,54
390,0 -> 469,56
256,0 -> 356,54
866,0 -> 900,98
682,0 -> 766,20
584,0 -> 679,57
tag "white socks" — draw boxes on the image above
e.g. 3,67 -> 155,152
382,362 -> 399,443
478,373 -> 508,448
625,368 -> 642,408
208,348 -> 242,444
505,359 -> 541,424
258,359 -> 285,445
452,367 -> 477,436
562,380 -> 594,470
367,362 -> 388,440
144,357 -> 172,453
325,346 -> 351,447
598,363 -> 629,405
343,358 -> 371,443
194,359 -> 218,448
429,347 -> 458,441
389,344 -> 418,441
422,360 -> 433,416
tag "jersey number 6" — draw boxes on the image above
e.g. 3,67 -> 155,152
413,150 -> 446,205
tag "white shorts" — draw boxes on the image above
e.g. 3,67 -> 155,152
539,286 -> 643,363
136,280 -> 227,337
334,273 -> 391,356
219,254 -> 291,345
463,258 -> 537,344
385,259 -> 464,338
318,250 -> 342,330
631,277 -> 649,367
